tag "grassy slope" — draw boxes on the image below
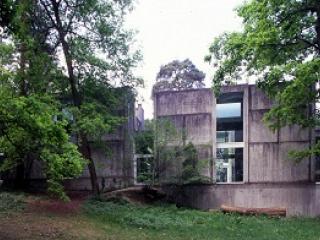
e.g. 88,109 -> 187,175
1,192 -> 320,240
84,200 -> 320,240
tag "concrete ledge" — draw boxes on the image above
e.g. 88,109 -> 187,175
162,183 -> 320,217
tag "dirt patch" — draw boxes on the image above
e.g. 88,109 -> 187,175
0,212 -> 106,240
102,186 -> 166,204
0,192 -> 105,240
0,188 -> 167,240
26,192 -> 90,215
27,199 -> 83,215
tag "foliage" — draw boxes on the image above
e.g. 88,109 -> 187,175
153,59 -> 205,92
181,142 -> 198,180
206,0 -> 320,161
0,89 -> 85,200
134,119 -> 154,154
0,1 -> 88,198
153,119 -> 209,184
153,118 -> 181,183
35,0 -> 141,194
0,0 -> 141,195
84,200 -> 320,240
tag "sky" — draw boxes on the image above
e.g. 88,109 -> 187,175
125,0 -> 244,119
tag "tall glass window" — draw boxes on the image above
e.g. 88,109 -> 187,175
216,93 -> 244,183
216,148 -> 243,182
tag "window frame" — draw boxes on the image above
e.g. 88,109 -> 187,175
215,92 -> 245,184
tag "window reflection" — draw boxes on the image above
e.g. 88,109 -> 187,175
216,92 -> 244,183
217,102 -> 241,118
216,148 -> 243,182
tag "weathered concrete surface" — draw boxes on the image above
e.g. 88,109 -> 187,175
154,89 -> 214,181
163,183 -> 320,217
155,84 -> 317,216
246,85 -> 311,183
26,89 -> 136,192
154,85 -> 312,184
248,143 -> 310,182
249,110 -> 278,143
155,89 -> 213,116
65,102 -> 135,191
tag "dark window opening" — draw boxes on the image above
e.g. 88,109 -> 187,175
137,156 -> 154,183
216,148 -> 243,182
216,93 -> 243,142
216,92 -> 244,183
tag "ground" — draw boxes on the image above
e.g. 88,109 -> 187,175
1,191 -> 320,240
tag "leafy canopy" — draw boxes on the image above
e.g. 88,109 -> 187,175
206,0 -> 320,161
153,59 -> 205,92
0,0 -> 141,197
0,89 -> 85,200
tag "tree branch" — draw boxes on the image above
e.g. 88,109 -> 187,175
39,0 -> 58,29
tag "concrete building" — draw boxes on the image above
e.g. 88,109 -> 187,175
153,84 -> 320,216
65,89 -> 138,191
3,88 -> 138,192
134,104 -> 145,132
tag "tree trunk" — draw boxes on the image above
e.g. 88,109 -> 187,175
14,39 -> 28,189
14,163 -> 25,189
51,0 -> 100,195
220,205 -> 286,217
80,134 -> 100,195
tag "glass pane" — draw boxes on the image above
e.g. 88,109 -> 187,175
217,103 -> 241,118
216,148 -> 243,183
137,157 -> 153,183
217,131 -> 237,143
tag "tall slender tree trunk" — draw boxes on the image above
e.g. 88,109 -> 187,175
51,0 -> 100,195
14,40 -> 28,189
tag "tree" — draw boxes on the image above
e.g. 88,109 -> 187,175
134,120 -> 154,154
206,0 -> 320,160
153,59 -> 205,92
35,0 -> 141,195
0,1 -> 86,199
0,89 -> 85,200
0,0 -> 141,196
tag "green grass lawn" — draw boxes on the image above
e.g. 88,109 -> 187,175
1,192 -> 320,240
83,200 -> 320,240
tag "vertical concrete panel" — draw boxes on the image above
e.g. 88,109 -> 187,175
249,85 -> 273,110
154,89 -> 214,182
248,110 -> 278,143
185,114 -> 212,145
278,142 -> 309,182
243,87 -> 249,183
280,125 -> 310,142
249,142 -> 309,182
249,143 -> 278,182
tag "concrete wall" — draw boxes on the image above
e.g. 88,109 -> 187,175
246,85 -> 311,183
155,85 -> 317,216
64,95 -> 135,191
25,89 -> 136,192
163,183 -> 320,216
153,89 -> 214,181
154,85 -> 312,183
